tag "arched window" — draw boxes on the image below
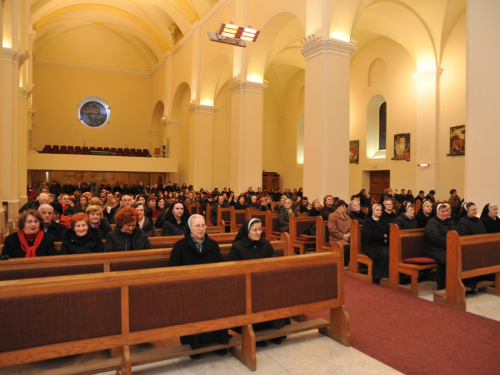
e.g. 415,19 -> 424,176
366,95 -> 386,159
379,102 -> 387,150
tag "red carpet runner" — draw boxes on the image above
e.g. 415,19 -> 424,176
309,275 -> 500,375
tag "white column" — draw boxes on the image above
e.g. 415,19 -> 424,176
412,68 -> 442,194
187,103 -> 216,189
301,38 -> 355,200
228,79 -> 267,194
18,87 -> 31,206
0,1 -> 4,231
465,0 -> 500,208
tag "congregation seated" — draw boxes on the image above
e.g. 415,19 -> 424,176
416,201 -> 433,228
393,203 -> 418,230
168,214 -> 229,359
132,202 -> 158,238
61,213 -> 103,254
457,202 -> 486,236
38,203 -> 68,241
480,203 -> 500,233
86,204 -> 112,238
278,198 -> 297,232
348,199 -> 367,224
328,200 -> 351,267
161,202 -> 189,236
361,204 -> 390,284
211,195 -> 228,226
1,209 -> 57,258
104,207 -> 152,252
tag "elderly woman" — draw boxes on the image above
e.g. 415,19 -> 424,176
161,201 -> 189,236
279,198 -> 297,232
457,202 -> 486,236
360,204 -> 390,284
228,218 -> 287,347
394,203 -> 418,229
348,200 -> 367,224
234,195 -> 247,210
104,207 -> 152,252
480,203 -> 500,233
416,201 -> 433,228
131,202 -> 158,237
308,199 -> 321,217
86,205 -> 112,238
328,200 -> 351,266
1,209 -> 57,258
61,213 -> 103,254
168,214 -> 228,358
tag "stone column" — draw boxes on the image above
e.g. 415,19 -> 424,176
18,87 -> 31,206
412,68 -> 442,194
301,38 -> 355,200
228,78 -> 267,194
187,103 -> 217,190
465,0 -> 500,208
0,1 -> 4,231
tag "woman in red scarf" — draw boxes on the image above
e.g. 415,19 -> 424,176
1,210 -> 57,258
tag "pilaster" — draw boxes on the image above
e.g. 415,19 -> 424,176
228,78 -> 267,193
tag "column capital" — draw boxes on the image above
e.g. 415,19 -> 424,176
301,38 -> 355,60
3,49 -> 30,67
228,78 -> 268,95
19,88 -> 32,98
28,108 -> 37,118
187,102 -> 217,115
412,67 -> 443,83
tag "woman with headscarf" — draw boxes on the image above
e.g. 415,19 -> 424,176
328,200 -> 351,267
228,218 -> 287,347
416,201 -> 433,228
348,199 -> 366,224
480,203 -> 500,233
457,202 -> 486,236
360,204 -> 390,284
394,203 -> 418,230
1,209 -> 57,258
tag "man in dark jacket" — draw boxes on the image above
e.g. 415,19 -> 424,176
168,215 -> 227,358
38,204 -> 67,242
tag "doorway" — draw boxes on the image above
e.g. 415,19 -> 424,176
369,171 -> 390,204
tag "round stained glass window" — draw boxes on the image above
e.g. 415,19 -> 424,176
78,97 -> 110,128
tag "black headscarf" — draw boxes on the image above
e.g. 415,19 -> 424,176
480,203 -> 500,233
233,218 -> 262,244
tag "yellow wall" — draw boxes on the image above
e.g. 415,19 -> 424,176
212,82 -> 231,189
33,63 -> 152,151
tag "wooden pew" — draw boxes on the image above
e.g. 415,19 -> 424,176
187,202 -> 199,215
0,242 -> 350,374
0,228 -> 3,245
347,220 -> 373,283
217,206 -> 233,232
231,209 -> 247,232
433,231 -> 500,310
288,214 -> 317,255
381,225 -> 436,295
245,209 -> 268,235
266,211 -> 281,241
315,216 -> 330,253
154,225 -> 224,237
0,235 -> 290,282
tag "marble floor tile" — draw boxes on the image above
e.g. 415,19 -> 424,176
262,337 -> 326,370
293,332 -> 354,361
289,361 -> 348,375
173,352 -> 238,375
131,359 -> 182,375
327,351 -> 399,375
223,351 -> 289,375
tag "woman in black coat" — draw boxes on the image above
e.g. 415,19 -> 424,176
131,202 -> 158,238
279,198 -> 297,232
457,202 -> 486,236
86,205 -> 112,238
161,202 -> 189,236
480,203 -> 500,233
394,203 -> 418,230
360,204 -> 390,283
234,195 -> 247,210
104,207 -> 152,252
61,213 -> 103,254
348,200 -> 367,224
416,201 -> 433,228
1,210 -> 57,258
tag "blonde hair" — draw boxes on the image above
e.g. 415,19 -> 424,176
86,205 -> 103,219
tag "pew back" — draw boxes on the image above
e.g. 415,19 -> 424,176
347,220 -> 373,282
289,215 -> 317,255
231,209 -> 247,233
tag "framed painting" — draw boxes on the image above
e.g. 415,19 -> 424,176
349,140 -> 359,163
394,133 -> 410,160
450,125 -> 465,156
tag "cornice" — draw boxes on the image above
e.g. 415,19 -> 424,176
165,120 -> 180,128
301,39 -> 355,60
187,103 -> 218,115
412,67 -> 443,83
228,78 -> 268,94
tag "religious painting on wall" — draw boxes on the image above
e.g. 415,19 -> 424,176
394,133 -> 410,160
450,125 -> 465,156
349,140 -> 359,163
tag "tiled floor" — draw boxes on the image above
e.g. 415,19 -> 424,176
2,279 -> 499,375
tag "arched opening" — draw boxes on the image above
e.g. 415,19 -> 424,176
366,94 -> 387,159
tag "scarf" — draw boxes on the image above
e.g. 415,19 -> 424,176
18,230 -> 44,258
190,234 -> 205,253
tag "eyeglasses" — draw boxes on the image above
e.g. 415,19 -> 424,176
24,221 -> 39,225
192,224 -> 206,229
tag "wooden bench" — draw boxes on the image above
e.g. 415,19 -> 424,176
289,214 -> 317,255
381,225 -> 437,295
433,231 -> 500,310
217,206 -> 233,232
0,234 -> 290,282
187,202 -> 199,215
347,220 -> 373,283
155,225 -> 224,236
0,242 -> 350,374
266,211 -> 281,241
231,209 -> 247,233
315,216 -> 330,253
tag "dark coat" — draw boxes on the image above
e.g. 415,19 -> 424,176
481,215 -> 500,233
1,231 -> 57,258
141,217 -> 158,237
154,210 -> 167,229
381,210 -> 396,224
416,210 -> 431,228
168,234 -> 223,266
424,217 -> 456,258
308,207 -> 321,217
279,209 -> 297,232
210,201 -> 228,226
104,226 -> 152,252
61,227 -> 103,254
228,236 -> 275,261
457,216 -> 486,236
361,217 -> 389,260
94,220 -> 112,238
43,220 -> 68,242
320,206 -> 335,220
393,214 -> 418,230
349,210 -> 367,225
161,219 -> 188,236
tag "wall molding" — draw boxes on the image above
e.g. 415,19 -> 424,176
301,39 -> 355,60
